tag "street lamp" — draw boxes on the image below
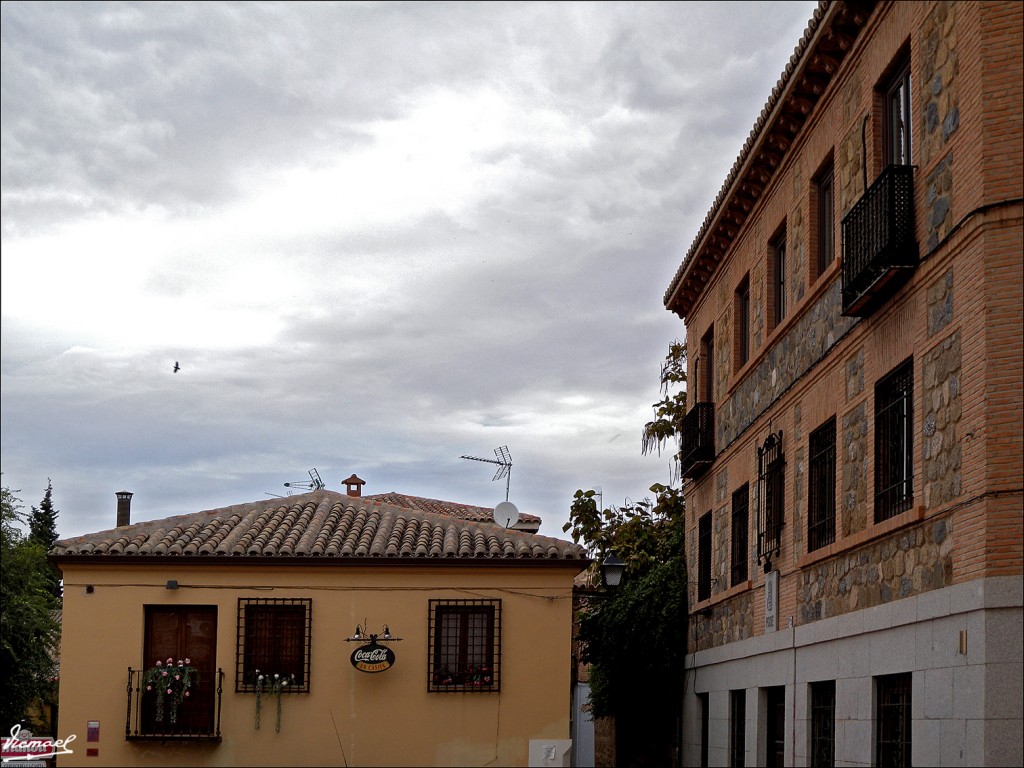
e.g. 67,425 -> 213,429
600,551 -> 626,588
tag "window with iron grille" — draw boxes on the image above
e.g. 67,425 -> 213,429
731,485 -> 749,586
729,689 -> 746,767
810,680 -> 836,768
814,162 -> 835,280
808,417 -> 837,552
697,512 -> 713,602
876,673 -> 912,768
428,599 -> 500,692
875,358 -> 914,522
236,598 -> 311,693
757,432 -> 785,566
698,692 -> 710,768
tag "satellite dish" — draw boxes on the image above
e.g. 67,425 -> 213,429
494,501 -> 520,529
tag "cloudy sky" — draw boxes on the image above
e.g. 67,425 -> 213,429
2,1 -> 816,542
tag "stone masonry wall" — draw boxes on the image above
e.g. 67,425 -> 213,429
798,516 -> 953,623
922,329 -> 963,508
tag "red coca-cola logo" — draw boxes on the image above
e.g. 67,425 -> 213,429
350,642 -> 396,673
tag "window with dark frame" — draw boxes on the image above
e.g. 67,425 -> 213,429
810,680 -> 836,768
700,325 -> 715,403
730,689 -> 746,767
883,55 -> 913,167
771,227 -> 787,328
236,598 -> 311,693
808,417 -> 837,552
876,673 -> 912,768
735,276 -> 750,369
699,692 -> 710,768
698,512 -> 713,602
815,162 -> 834,280
757,432 -> 785,566
875,358 -> 914,522
428,599 -> 500,692
731,484 -> 749,586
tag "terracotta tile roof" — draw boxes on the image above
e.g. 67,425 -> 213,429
362,492 -> 542,526
51,490 -> 587,564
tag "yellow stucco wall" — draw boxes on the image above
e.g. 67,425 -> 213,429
55,561 -> 581,767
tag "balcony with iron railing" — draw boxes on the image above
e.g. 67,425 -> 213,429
841,164 -> 918,317
125,667 -> 223,741
679,402 -> 714,478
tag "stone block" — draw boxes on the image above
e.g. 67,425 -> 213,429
952,663 -> 984,720
984,608 -> 1024,664
924,666 -> 954,718
984,662 -> 1024,720
914,718 -> 942,768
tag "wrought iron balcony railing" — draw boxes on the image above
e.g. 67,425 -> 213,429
125,667 -> 223,741
841,164 -> 918,317
679,402 -> 714,478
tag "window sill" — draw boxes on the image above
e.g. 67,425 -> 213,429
796,505 -> 925,569
692,579 -> 752,614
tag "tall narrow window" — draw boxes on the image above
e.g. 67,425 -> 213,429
757,432 -> 785,567
735,276 -> 750,368
808,417 -> 837,552
814,162 -> 834,279
876,673 -> 912,768
765,686 -> 786,768
770,227 -> 787,328
875,358 -> 914,522
730,689 -> 746,767
700,325 -> 715,403
731,484 -> 749,586
698,512 -> 713,602
884,56 -> 913,167
810,680 -> 836,768
699,692 -> 710,768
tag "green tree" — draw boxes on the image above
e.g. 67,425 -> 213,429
29,479 -> 62,600
564,340 -> 688,767
1,480 -> 61,731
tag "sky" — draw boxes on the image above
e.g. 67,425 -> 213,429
1,1 -> 818,542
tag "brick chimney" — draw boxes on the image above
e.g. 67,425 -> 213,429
343,474 -> 365,497
116,490 -> 133,527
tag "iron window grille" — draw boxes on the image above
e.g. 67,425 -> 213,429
771,228 -> 787,328
875,359 -> 914,522
757,431 -> 785,567
731,485 -> 749,586
876,673 -> 912,768
735,277 -> 750,368
697,512 -> 713,602
810,680 -> 836,768
729,689 -> 746,768
807,418 -> 837,552
236,598 -> 311,693
428,599 -> 501,692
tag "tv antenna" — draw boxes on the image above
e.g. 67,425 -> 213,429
283,468 -> 325,493
460,446 -> 513,501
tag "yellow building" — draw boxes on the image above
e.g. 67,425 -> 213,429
51,483 -> 587,767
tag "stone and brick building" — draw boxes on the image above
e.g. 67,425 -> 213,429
663,2 -> 1022,766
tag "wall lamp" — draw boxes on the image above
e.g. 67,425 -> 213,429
165,580 -> 179,590
345,623 -> 403,644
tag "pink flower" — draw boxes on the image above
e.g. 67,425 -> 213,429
184,691 -> 190,697
184,658 -> 191,665
155,661 -> 162,667
146,685 -> 152,691
162,671 -> 168,677
166,688 -> 173,695
175,674 -> 181,681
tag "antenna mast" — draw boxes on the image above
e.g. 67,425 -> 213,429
460,446 -> 513,501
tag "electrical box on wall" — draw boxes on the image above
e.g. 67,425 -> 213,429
528,739 -> 571,767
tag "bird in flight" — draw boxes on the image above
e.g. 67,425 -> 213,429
173,361 -> 180,373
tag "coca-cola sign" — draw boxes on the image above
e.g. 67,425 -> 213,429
350,641 -> 396,673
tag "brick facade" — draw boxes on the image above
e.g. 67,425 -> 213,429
666,2 -> 1022,766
